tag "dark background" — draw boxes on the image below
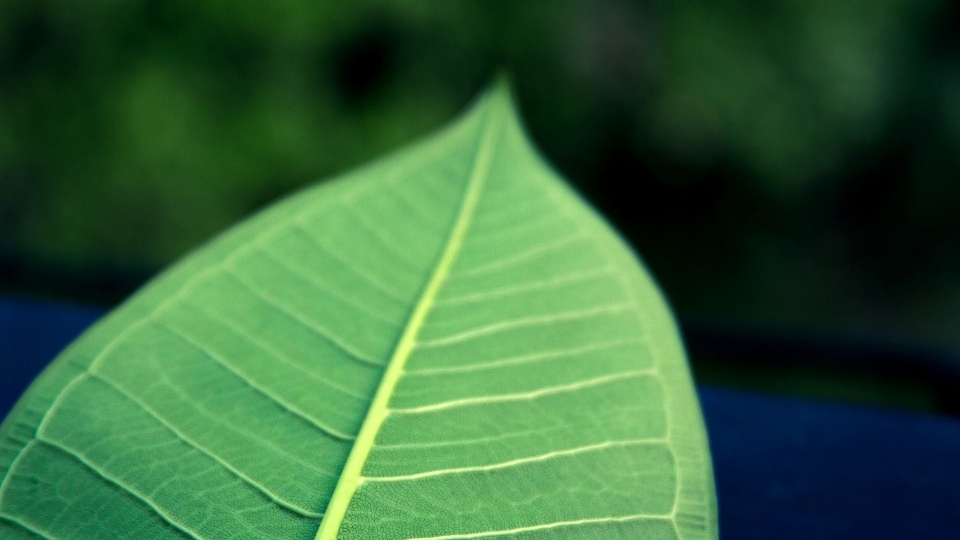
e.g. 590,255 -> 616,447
2,1 -> 959,409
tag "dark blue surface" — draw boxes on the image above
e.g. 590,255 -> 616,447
701,388 -> 960,539
0,297 -> 104,419
2,297 -> 959,539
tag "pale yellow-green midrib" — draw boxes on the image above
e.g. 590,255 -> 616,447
313,88 -> 506,540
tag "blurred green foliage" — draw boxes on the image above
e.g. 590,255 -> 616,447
1,0 -> 959,348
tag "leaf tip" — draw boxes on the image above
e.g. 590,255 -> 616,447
491,68 -> 513,90
482,70 -> 514,108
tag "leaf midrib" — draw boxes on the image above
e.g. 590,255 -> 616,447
313,87 -> 506,540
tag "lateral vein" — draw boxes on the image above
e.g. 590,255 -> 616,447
404,338 -> 645,376
36,438 -> 205,540
156,319 -> 357,442
417,302 -> 635,348
362,438 -> 668,483
87,372 -> 324,519
406,513 -> 674,539
224,270 -> 384,367
0,514 -> 57,540
389,370 -> 655,415
434,266 -> 614,306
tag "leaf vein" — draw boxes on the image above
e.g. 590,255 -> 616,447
85,372 -> 325,518
225,269 -> 385,367
252,247 -> 403,326
344,201 -> 430,272
35,438 -> 205,540
362,438 -> 668,483
406,513 -> 675,539
417,303 -> 636,348
405,338 -> 646,376
291,223 -> 408,303
0,514 -> 57,540
389,370 -> 655,415
435,266 -> 615,305
186,300 -> 373,400
453,231 -> 589,277
313,85 -> 508,540
155,319 -> 357,442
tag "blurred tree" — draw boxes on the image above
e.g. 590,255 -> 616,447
1,0 -> 958,352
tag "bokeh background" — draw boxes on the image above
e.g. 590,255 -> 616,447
2,0 -> 959,411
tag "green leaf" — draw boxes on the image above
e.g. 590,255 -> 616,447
0,81 -> 716,540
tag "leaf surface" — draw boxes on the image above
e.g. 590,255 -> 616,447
0,82 -> 716,540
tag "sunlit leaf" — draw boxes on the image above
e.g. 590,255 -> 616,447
0,81 -> 716,540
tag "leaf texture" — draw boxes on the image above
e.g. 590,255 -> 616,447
0,82 -> 717,540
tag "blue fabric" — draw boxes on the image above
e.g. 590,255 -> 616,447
701,387 -> 960,539
2,297 -> 959,538
0,297 -> 103,419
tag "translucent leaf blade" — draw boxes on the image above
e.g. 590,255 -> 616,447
0,82 -> 716,540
